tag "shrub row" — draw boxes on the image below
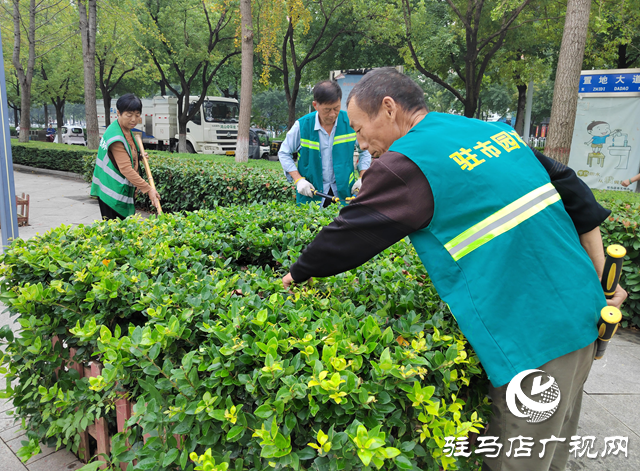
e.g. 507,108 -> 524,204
0,203 -> 490,471
11,141 -> 90,174
83,154 -> 295,211
598,198 -> 640,329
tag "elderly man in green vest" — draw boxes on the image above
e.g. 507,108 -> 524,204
282,69 -> 627,471
278,80 -> 371,206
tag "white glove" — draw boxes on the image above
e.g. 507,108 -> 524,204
295,177 -> 315,197
351,178 -> 362,194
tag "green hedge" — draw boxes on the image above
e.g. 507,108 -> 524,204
597,197 -> 640,329
11,141 -> 90,174
84,154 -> 295,210
0,204 -> 489,471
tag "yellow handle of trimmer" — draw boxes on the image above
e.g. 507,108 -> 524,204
595,306 -> 622,359
601,245 -> 625,298
595,244 -> 626,360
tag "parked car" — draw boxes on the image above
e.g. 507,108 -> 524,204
249,128 -> 271,160
59,126 -> 86,146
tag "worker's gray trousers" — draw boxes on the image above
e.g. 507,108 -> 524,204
482,341 -> 597,471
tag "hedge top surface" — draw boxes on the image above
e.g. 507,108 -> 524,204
0,204 -> 489,471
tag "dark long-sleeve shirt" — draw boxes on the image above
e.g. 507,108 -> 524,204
290,150 -> 611,282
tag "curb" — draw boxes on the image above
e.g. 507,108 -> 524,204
13,164 -> 86,182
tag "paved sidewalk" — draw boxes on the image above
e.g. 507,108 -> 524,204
1,169 -> 639,470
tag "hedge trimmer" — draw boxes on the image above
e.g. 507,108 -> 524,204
311,189 -> 357,204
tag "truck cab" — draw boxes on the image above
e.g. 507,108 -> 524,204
186,97 -> 239,154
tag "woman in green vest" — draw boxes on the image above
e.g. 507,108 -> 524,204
90,94 -> 161,220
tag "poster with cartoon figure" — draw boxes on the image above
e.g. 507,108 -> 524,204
568,96 -> 640,191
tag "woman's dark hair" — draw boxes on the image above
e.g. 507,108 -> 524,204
313,80 -> 342,105
347,68 -> 427,117
116,93 -> 143,113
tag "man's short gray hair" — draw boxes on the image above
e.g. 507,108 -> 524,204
347,68 -> 428,117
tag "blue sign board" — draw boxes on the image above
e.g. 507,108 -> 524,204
579,69 -> 640,96
335,74 -> 365,111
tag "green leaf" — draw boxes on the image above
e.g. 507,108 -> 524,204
163,448 -> 180,466
148,343 -> 161,360
172,415 -> 194,434
254,404 -> 273,418
75,463 -> 104,471
227,425 -> 245,441
135,457 -> 158,470
394,455 -> 414,470
357,449 -> 373,466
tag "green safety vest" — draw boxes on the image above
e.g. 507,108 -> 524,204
390,112 -> 605,387
90,121 -> 140,217
297,110 -> 357,205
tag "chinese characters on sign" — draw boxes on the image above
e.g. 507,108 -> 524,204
443,435 -> 628,459
580,72 -> 640,94
449,130 -> 526,172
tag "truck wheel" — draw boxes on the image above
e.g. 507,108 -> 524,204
262,152 -> 269,160
186,142 -> 196,154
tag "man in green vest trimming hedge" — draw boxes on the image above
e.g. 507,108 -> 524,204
282,69 -> 627,471
278,80 -> 371,206
91,94 -> 161,220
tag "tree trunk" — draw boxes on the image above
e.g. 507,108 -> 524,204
235,0 -> 253,163
13,0 -> 36,143
475,97 -> 482,119
514,83 -> 527,135
54,100 -> 65,141
44,104 -> 49,128
545,0 -> 591,164
177,96 -> 190,153
286,76 -> 301,130
617,44 -> 628,69
104,96 -> 112,127
79,0 -> 99,149
177,96 -> 189,152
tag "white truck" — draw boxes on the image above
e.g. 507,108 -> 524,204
97,95 -> 239,155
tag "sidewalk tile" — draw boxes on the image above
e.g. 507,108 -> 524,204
1,409 -> 19,432
25,449 -> 82,471
566,393 -> 639,471
584,343 -> 640,395
0,439 -> 28,471
0,424 -> 26,442
589,394 -> 640,437
614,329 -> 640,347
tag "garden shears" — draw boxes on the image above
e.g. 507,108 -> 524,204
311,189 -> 358,204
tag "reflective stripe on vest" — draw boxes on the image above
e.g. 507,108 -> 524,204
301,139 -> 319,150
95,153 -> 134,187
445,183 -> 561,261
333,132 -> 356,145
92,176 -> 135,204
